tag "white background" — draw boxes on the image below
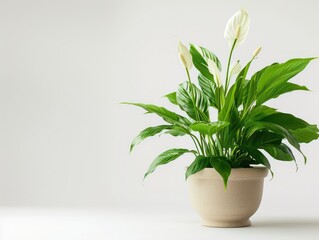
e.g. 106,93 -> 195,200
0,0 -> 319,239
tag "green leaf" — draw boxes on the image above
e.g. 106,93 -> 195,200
234,60 -> 252,107
236,61 -> 252,82
163,92 -> 177,105
215,86 -> 225,111
246,121 -> 307,163
246,130 -> 283,148
261,112 -> 309,130
176,82 -> 209,121
242,147 -> 273,177
223,108 -> 241,148
122,102 -> 191,126
198,46 -> 222,70
210,156 -> 231,188
262,143 -> 295,161
198,74 -> 217,108
218,83 -> 241,148
144,149 -> 194,179
190,121 -> 230,136
218,83 -> 237,121
243,67 -> 262,109
163,130 -> 185,136
189,44 -> 214,81
185,155 -> 211,179
249,105 -> 277,121
130,125 -> 172,152
257,82 -> 309,105
163,125 -> 188,137
290,124 -> 319,143
256,58 -> 315,95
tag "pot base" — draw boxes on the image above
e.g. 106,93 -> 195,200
201,219 -> 251,228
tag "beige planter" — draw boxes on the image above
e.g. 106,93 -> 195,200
187,167 -> 268,228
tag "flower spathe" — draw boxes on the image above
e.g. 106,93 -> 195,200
253,46 -> 262,59
224,9 -> 250,48
207,59 -> 222,87
230,60 -> 241,75
177,41 -> 193,69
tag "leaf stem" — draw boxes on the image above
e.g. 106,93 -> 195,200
225,39 -> 237,93
185,68 -> 208,155
216,133 -> 223,156
208,135 -> 217,155
190,132 -> 204,155
189,134 -> 200,155
185,68 -> 198,119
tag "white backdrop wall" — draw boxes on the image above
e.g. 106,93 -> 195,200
0,0 -> 319,213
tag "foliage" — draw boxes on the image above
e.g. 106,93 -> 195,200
122,10 -> 318,187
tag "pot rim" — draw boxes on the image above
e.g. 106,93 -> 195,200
188,167 -> 268,180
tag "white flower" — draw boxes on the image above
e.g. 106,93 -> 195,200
252,46 -> 262,59
224,9 -> 250,48
177,41 -> 193,69
207,59 -> 221,87
230,60 -> 241,75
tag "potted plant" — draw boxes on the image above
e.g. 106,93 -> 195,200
122,9 -> 319,227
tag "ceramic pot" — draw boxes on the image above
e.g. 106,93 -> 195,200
187,167 -> 268,228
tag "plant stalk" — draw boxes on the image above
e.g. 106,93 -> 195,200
185,68 -> 207,155
225,39 -> 238,93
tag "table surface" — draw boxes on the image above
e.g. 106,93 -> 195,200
0,206 -> 318,240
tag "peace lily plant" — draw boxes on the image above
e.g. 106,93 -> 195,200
123,9 -> 319,187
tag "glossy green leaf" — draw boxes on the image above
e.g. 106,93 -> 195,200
189,44 -> 213,80
163,125 -> 188,137
163,92 -> 177,105
198,74 -> 217,108
223,109 -> 241,148
210,156 -> 231,188
256,58 -> 315,94
290,124 -> 319,143
199,46 -> 222,70
243,67 -> 263,109
262,143 -> 294,161
246,130 -> 283,148
242,147 -> 273,177
144,149 -> 195,179
236,61 -> 252,82
176,82 -> 209,121
234,60 -> 252,107
261,112 -> 309,130
257,83 -> 309,105
122,102 -> 191,126
190,121 -> 229,135
185,155 -> 211,179
219,83 -> 241,147
163,130 -> 185,136
215,86 -> 225,111
249,105 -> 277,121
130,125 -> 172,152
218,84 -> 237,121
246,121 -> 306,163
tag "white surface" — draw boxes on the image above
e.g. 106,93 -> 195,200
0,207 -> 318,240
